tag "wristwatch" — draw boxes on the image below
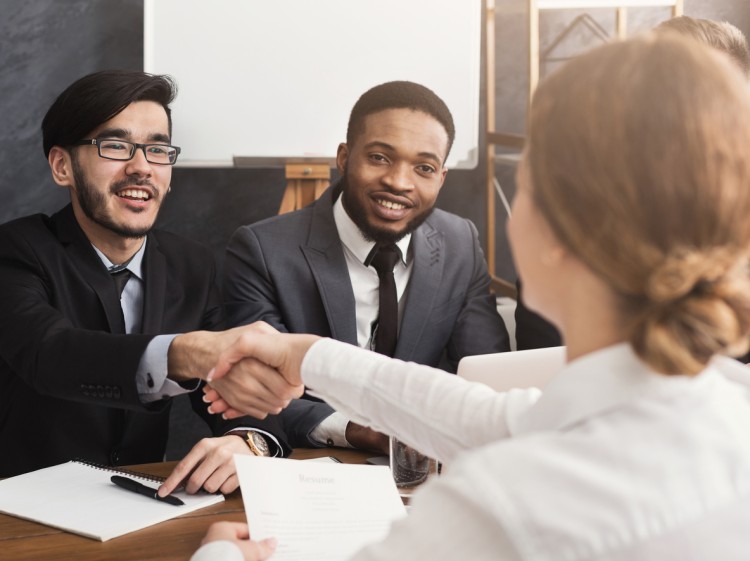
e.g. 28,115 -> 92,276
227,430 -> 271,457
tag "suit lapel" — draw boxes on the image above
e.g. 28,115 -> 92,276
301,188 -> 358,345
396,220 -> 445,360
141,235 -> 166,335
55,206 -> 127,334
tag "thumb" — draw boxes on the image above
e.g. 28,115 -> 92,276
207,332 -> 280,383
245,537 -> 277,560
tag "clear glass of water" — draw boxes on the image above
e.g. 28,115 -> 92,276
389,436 -> 437,496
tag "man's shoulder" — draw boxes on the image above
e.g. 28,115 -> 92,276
0,212 -> 59,249
422,208 -> 475,236
149,229 -> 214,258
0,212 -> 53,234
232,202 -> 318,243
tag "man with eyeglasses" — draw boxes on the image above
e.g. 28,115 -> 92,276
0,70 -> 321,486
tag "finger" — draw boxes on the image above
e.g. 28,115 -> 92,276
218,473 -> 240,495
208,333 -> 269,382
238,537 -> 278,561
209,362 -> 296,414
222,407 -> 253,420
206,397 -> 230,415
202,521 -> 249,544
200,461 -> 238,494
159,442 -> 208,496
184,438 -> 241,494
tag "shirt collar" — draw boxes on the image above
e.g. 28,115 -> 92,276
332,194 -> 410,266
514,343 -> 726,435
92,239 -> 147,281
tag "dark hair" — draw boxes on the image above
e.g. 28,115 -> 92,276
346,81 -> 455,161
656,16 -> 750,76
42,70 -> 177,157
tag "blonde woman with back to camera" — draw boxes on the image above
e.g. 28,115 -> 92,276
191,34 -> 750,561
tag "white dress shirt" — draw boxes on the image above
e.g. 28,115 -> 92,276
193,340 -> 750,561
92,241 -> 188,402
332,194 -> 413,349
309,196 -> 413,448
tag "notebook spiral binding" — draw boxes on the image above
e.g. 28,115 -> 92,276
73,459 -> 167,484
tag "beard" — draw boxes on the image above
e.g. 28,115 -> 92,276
71,155 -> 164,239
340,171 -> 434,245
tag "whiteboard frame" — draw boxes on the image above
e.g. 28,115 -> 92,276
144,0 -> 481,169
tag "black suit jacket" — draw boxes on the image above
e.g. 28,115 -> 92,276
0,205 -> 300,477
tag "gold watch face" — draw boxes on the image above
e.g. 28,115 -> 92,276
249,432 -> 270,456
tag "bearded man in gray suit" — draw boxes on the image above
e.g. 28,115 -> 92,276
223,81 -> 509,450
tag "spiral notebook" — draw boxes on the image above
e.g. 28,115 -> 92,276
0,460 -> 224,541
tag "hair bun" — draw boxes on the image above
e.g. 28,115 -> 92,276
646,247 -> 739,303
633,247 -> 750,374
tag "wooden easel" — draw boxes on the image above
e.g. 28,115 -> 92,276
278,163 -> 331,214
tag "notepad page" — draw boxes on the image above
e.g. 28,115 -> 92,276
0,461 -> 224,541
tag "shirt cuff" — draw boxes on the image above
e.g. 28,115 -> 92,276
309,411 -> 352,448
137,334 -> 199,403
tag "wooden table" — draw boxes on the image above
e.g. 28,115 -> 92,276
1,449 -> 371,561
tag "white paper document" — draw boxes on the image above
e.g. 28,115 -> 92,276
235,455 -> 407,561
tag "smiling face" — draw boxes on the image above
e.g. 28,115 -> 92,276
49,100 -> 173,252
337,108 -> 449,244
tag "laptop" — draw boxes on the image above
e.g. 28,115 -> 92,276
456,346 -> 566,392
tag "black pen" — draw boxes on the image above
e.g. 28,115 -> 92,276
111,475 -> 185,506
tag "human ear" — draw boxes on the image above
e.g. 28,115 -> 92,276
335,143 -> 349,175
48,147 -> 74,188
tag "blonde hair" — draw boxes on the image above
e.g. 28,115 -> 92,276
656,16 -> 750,76
528,35 -> 750,375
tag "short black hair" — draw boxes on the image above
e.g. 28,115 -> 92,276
346,81 -> 455,162
42,70 -> 177,158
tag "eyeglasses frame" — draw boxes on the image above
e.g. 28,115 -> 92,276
73,138 -> 181,165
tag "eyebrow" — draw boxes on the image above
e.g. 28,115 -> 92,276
363,141 -> 444,166
96,127 -> 171,144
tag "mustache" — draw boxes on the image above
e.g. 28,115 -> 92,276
109,178 -> 158,196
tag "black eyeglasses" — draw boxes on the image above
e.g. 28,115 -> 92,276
74,138 -> 181,165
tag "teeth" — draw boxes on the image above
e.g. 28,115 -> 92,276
118,189 -> 150,200
377,199 -> 406,210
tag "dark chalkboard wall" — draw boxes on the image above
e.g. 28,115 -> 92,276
2,0 -> 748,280
2,0 -> 748,458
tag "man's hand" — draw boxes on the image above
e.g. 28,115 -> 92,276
199,522 -> 277,561
345,422 -> 390,454
167,322 -> 279,383
204,333 -> 321,418
206,355 -> 303,419
158,434 -> 251,497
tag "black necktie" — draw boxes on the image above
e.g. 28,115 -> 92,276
110,268 -> 132,299
370,244 -> 400,357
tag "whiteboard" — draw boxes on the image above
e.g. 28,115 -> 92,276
144,0 -> 481,169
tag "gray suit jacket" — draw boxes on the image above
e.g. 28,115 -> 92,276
224,185 -> 509,371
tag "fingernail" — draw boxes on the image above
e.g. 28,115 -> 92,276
206,368 -> 215,382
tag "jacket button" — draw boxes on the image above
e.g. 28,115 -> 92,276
96,385 -> 105,398
113,387 -> 121,399
110,450 -> 120,464
105,386 -> 113,398
81,384 -> 89,396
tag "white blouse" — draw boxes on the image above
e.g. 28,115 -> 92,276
192,341 -> 750,561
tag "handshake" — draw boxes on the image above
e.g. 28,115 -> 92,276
195,321 -> 321,421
